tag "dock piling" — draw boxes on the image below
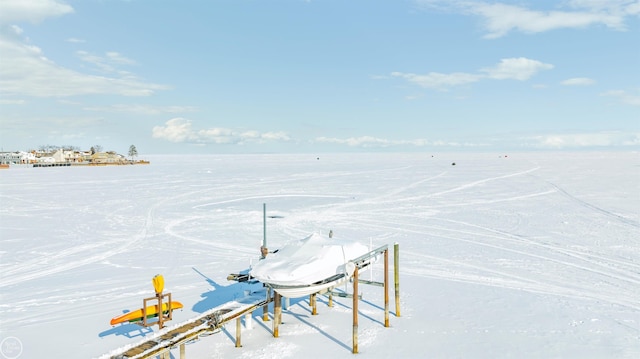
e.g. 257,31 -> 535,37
384,248 -> 389,327
352,266 -> 359,354
394,243 -> 400,317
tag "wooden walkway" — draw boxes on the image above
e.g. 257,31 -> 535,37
103,292 -> 270,359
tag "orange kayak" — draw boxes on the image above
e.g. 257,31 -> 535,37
110,301 -> 183,325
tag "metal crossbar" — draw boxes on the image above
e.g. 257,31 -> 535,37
350,244 -> 388,268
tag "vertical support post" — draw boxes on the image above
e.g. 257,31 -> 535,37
142,297 -> 149,327
180,343 -> 186,359
166,292 -> 172,322
245,312 -> 253,330
157,292 -> 164,329
353,266 -> 359,354
273,292 -> 281,337
384,248 -> 389,327
394,242 -> 401,317
328,292 -> 333,307
311,293 -> 317,315
235,317 -> 242,347
263,287 -> 271,321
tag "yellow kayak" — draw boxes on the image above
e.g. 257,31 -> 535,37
110,301 -> 183,325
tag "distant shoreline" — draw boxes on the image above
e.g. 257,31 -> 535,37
1,160 -> 150,169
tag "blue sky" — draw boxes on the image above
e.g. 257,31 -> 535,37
0,0 -> 638,154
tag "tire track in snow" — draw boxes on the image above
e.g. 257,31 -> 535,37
163,216 -> 256,258
545,180 -> 640,228
349,218 -> 640,310
0,189 -> 201,288
434,218 -> 640,281
425,167 -> 540,197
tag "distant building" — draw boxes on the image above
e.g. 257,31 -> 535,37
0,151 -> 36,164
2,148 -> 135,166
52,149 -> 86,163
91,152 -> 127,164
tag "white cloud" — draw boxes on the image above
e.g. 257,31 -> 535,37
0,1 -> 167,98
391,72 -> 480,89
261,131 -> 291,141
481,58 -> 554,80
0,0 -> 73,24
152,118 -> 292,145
83,104 -> 197,115
106,52 -> 136,66
66,37 -> 85,43
601,89 -> 640,106
314,136 -> 484,148
561,77 -> 596,86
528,131 -> 640,148
316,136 -> 393,148
0,99 -> 26,105
0,31 -> 169,97
76,50 -> 137,75
471,3 -> 621,39
415,0 -> 638,38
391,57 -> 553,90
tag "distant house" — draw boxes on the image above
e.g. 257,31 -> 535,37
51,149 -> 86,163
2,148 -> 136,166
37,156 -> 56,164
0,151 -> 36,164
91,152 -> 126,164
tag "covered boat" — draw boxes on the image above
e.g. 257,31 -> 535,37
249,233 -> 372,298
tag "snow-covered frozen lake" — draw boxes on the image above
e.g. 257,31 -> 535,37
1,152 -> 638,358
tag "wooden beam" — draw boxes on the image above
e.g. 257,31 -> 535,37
352,266 -> 359,354
263,288 -> 271,321
394,243 -> 401,317
384,249 -> 389,327
273,292 -> 281,337
235,317 -> 242,347
311,293 -> 317,315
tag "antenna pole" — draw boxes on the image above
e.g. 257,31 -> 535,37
263,203 -> 267,249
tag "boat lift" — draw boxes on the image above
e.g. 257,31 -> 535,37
102,204 -> 400,357
102,242 -> 400,358
266,242 -> 401,354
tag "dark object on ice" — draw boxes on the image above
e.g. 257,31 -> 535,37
451,162 -> 456,166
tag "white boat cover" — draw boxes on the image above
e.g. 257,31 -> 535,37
249,233 -> 370,297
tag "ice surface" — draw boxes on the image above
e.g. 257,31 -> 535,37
0,152 -> 638,359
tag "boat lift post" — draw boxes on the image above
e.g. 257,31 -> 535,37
352,266 -> 359,354
394,242 -> 400,317
349,243 -> 400,354
273,292 -> 282,337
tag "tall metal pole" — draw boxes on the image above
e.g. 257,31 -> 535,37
263,203 -> 267,249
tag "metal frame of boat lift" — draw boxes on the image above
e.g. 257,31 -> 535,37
267,242 -> 401,354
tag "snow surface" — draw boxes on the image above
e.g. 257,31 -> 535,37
0,152 -> 638,359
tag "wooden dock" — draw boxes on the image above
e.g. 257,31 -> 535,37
102,292 -> 270,359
